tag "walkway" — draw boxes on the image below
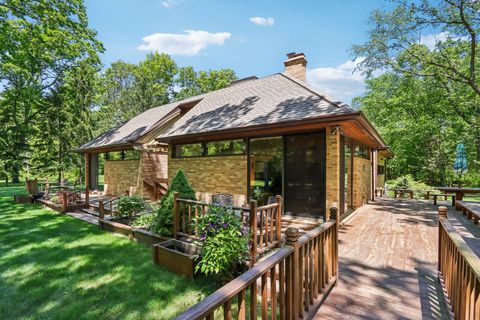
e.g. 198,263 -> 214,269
316,198 -> 451,319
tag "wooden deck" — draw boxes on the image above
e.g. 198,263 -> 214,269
316,198 -> 452,319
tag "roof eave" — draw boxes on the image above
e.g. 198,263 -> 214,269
155,111 -> 362,143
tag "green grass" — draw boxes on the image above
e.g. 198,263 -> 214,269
0,184 -> 218,319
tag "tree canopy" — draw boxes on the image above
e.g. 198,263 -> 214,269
354,0 -> 480,186
0,0 -> 236,184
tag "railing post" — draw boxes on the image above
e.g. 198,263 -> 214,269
275,195 -> 283,244
438,206 -> 447,273
173,192 -> 179,239
99,200 -> 104,220
249,200 -> 258,268
61,192 -> 68,213
286,227 -> 299,320
330,206 -> 339,286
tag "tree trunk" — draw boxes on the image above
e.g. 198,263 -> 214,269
12,172 -> 20,183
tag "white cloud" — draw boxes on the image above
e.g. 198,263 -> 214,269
420,31 -> 468,50
137,30 -> 231,56
307,58 -> 367,105
249,17 -> 275,27
161,0 -> 182,8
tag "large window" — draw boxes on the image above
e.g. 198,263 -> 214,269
173,140 -> 246,158
249,137 -> 283,205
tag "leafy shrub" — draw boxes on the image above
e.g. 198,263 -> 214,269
151,170 -> 196,236
195,205 -> 250,277
117,194 -> 147,217
131,204 -> 159,228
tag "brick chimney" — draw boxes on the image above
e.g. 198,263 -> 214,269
283,52 -> 307,81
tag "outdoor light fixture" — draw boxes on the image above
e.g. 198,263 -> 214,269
331,126 -> 342,136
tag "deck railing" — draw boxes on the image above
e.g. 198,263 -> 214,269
98,196 -> 121,219
438,206 -> 480,319
175,207 -> 338,320
173,193 -> 283,265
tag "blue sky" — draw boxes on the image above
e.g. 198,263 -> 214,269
85,0 -> 393,104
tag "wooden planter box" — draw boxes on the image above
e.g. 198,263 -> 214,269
14,195 -> 32,204
132,228 -> 168,246
153,239 -> 201,278
98,218 -> 168,246
99,219 -> 133,237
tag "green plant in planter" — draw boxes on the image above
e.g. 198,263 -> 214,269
195,205 -> 250,278
131,204 -> 159,228
151,170 -> 196,236
117,194 -> 148,217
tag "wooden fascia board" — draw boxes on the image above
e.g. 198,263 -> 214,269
74,143 -> 134,154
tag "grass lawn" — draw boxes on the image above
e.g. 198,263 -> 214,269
0,184 -> 217,320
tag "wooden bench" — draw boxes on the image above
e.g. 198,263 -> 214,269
456,200 -> 480,224
393,189 -> 414,199
431,193 -> 455,206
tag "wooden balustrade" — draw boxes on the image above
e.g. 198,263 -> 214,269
438,206 -> 480,319
99,196 -> 120,218
175,206 -> 339,320
173,194 -> 283,266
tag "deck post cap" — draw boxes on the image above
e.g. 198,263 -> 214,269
285,227 -> 299,244
438,206 -> 448,218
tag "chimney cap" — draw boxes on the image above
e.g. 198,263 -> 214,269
286,52 -> 305,59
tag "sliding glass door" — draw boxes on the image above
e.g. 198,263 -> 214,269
284,132 -> 326,218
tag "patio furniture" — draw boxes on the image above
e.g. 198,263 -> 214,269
431,193 -> 455,206
212,193 -> 234,206
392,188 -> 414,199
437,187 -> 480,210
456,200 -> 480,224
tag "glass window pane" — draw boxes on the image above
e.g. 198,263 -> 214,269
174,143 -> 204,157
249,137 -> 283,205
206,140 -> 245,156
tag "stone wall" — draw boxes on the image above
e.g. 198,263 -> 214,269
104,160 -> 140,196
169,154 -> 248,206
353,157 -> 372,208
325,127 -> 341,219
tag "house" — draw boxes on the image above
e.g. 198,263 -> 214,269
78,52 -> 392,220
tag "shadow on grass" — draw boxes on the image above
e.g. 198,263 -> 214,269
0,185 -> 218,319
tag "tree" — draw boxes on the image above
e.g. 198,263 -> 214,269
355,72 -> 474,185
151,169 -> 196,236
353,0 -> 480,158
176,67 -> 237,100
0,0 -> 103,182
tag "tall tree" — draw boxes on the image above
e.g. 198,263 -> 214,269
353,0 -> 480,158
0,0 -> 103,182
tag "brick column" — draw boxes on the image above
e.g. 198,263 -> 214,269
325,127 -> 341,220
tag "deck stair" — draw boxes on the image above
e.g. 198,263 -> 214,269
143,178 -> 168,201
79,208 -> 99,217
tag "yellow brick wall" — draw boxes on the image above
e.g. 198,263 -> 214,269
325,127 -> 341,218
104,160 -> 140,196
169,154 -> 248,207
353,157 -> 372,208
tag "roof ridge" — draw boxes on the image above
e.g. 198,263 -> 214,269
278,72 -> 349,109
